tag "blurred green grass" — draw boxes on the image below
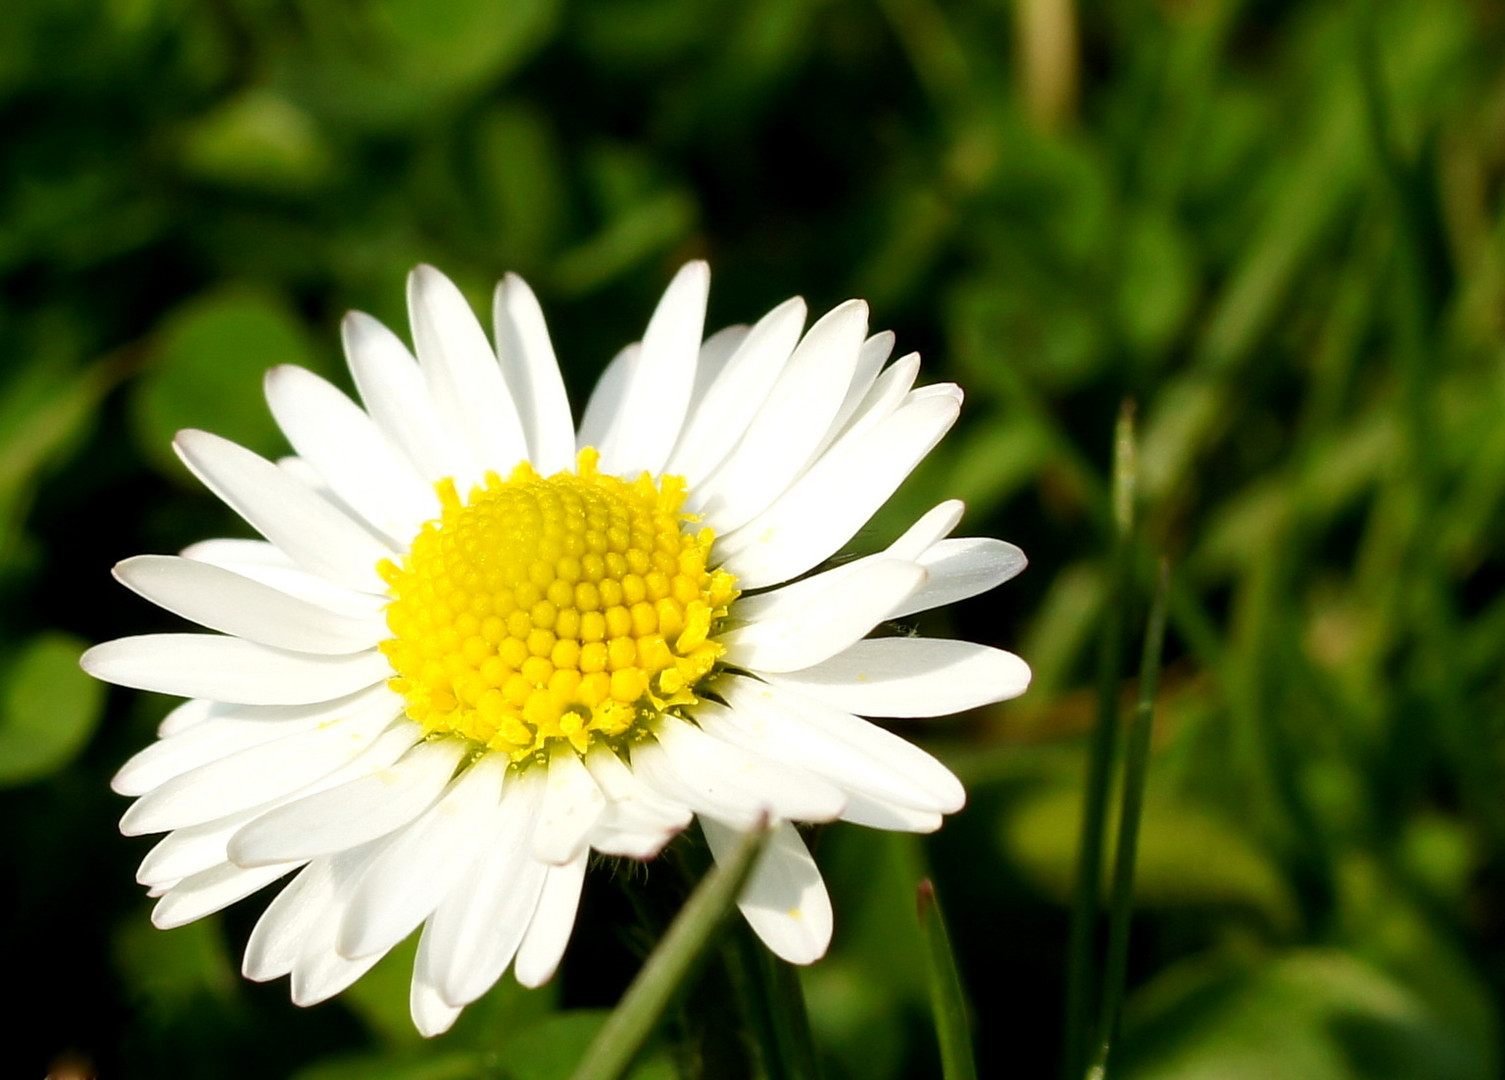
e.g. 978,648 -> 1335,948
4,0 -> 1505,1077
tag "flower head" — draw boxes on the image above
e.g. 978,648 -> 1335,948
84,262 -> 1030,1035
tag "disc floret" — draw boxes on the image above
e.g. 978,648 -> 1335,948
380,448 -> 738,761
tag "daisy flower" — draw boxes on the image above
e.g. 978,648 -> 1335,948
83,262 -> 1030,1036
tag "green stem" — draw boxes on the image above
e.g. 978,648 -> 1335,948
570,823 -> 772,1080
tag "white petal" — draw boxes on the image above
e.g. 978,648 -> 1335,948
719,559 -> 926,673
824,352 -> 921,453
712,674 -> 963,813
115,701 -> 329,796
122,702 -> 410,835
702,817 -> 832,964
596,261 -> 709,476
887,500 -> 965,559
343,311 -> 469,483
586,761 -> 692,860
839,332 -> 897,424
717,391 -> 961,589
686,323 -> 750,412
765,637 -> 1031,717
83,634 -> 390,705
640,715 -> 846,827
893,537 -> 1029,619
423,769 -> 548,1006
137,808 -> 263,886
291,942 -> 384,1006
174,429 -> 391,593
157,698 -> 215,736
697,300 -> 869,533
283,840 -> 392,1004
589,818 -> 681,860
278,450 -> 335,499
577,343 -> 636,451
228,738 -> 465,866
264,365 -> 437,542
113,555 -> 386,655
338,755 -> 507,959
805,333 -> 899,469
411,974 -> 463,1038
717,497 -> 982,635
152,860 -> 300,930
581,745 -> 690,858
494,273 -> 575,475
181,537 -> 297,569
243,858 -> 335,981
513,851 -> 588,988
409,265 -> 529,476
146,727 -> 410,905
628,739 -> 730,821
669,297 -> 806,488
181,539 -> 386,619
531,744 -> 607,865
838,793 -> 944,832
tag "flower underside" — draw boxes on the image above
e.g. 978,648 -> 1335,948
379,448 -> 738,762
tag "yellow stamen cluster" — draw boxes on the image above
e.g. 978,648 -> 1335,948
379,448 -> 738,762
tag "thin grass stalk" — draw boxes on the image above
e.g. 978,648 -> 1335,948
1063,401 -> 1137,1079
1356,1 -> 1499,838
763,948 -> 822,1080
1088,559 -> 1171,1079
570,823 -> 772,1080
918,878 -> 979,1080
733,928 -> 822,1080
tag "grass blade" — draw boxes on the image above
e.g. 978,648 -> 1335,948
569,822 -> 772,1080
755,942 -> 823,1080
917,879 -> 978,1080
1063,401 -> 1137,1079
1090,559 -> 1171,1078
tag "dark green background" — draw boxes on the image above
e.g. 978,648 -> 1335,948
4,0 -> 1505,1077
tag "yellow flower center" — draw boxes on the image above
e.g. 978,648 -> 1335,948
379,448 -> 738,762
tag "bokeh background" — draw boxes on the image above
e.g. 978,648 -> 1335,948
5,0 -> 1505,1076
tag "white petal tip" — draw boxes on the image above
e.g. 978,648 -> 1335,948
512,962 -> 559,990
77,643 -> 106,677
341,310 -> 383,344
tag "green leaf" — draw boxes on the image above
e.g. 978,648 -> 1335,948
284,0 -> 560,129
0,353 -> 117,569
370,0 -> 558,98
1001,784 -> 1298,936
797,960 -> 905,1080
492,1012 -> 675,1080
112,914 -> 237,1019
337,934 -> 426,1049
471,103 -> 567,267
291,1052 -> 483,1080
178,88 -> 335,194
0,632 -> 106,786
1335,852 -> 1499,1074
1119,950 -> 1491,1080
506,1012 -> 620,1080
130,287 -> 322,478
1114,210 -> 1196,361
551,189 -> 697,297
